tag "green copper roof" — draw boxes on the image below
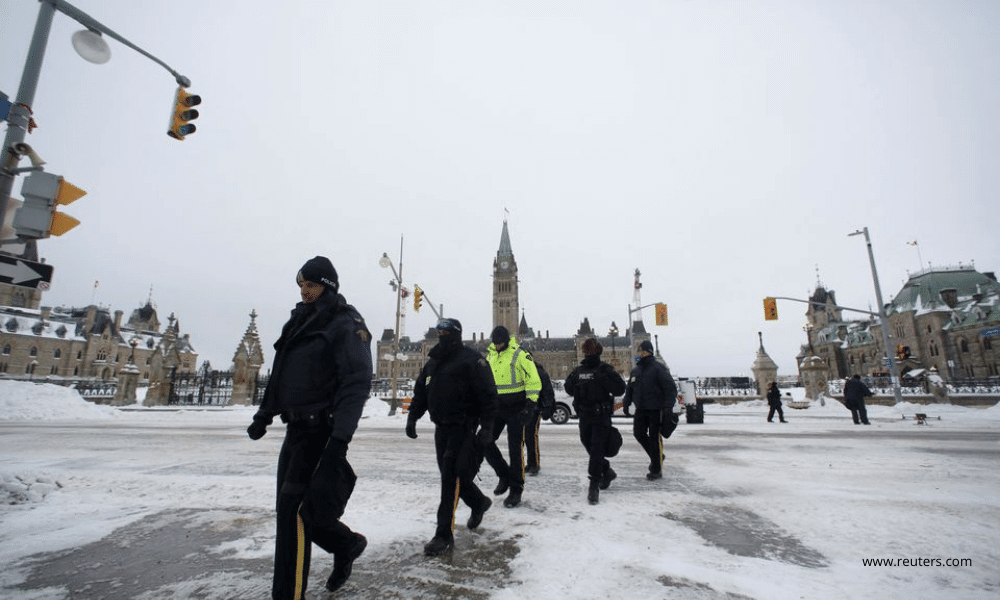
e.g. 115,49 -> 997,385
888,267 -> 1000,315
497,220 -> 513,259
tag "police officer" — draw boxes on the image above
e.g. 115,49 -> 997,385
523,352 -> 555,476
622,340 -> 678,480
484,326 -> 541,508
564,338 -> 626,504
406,318 -> 498,556
247,256 -> 372,599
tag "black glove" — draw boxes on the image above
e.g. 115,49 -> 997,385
246,411 -> 272,440
540,404 -> 554,420
476,425 -> 494,447
326,437 -> 349,458
405,419 -> 418,439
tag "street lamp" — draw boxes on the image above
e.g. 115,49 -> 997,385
848,227 -> 904,404
1,0 -> 195,247
608,321 -> 619,369
379,238 -> 404,416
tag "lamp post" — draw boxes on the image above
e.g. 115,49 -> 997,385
848,227 -> 903,404
608,321 -> 619,370
1,0 -> 195,247
379,238 -> 404,416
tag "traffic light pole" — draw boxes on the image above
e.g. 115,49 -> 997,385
849,227 -> 904,404
1,0 -> 194,247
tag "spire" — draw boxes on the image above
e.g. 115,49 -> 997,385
497,219 -> 513,259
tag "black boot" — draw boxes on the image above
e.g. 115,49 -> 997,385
588,480 -> 600,505
326,533 -> 367,592
467,497 -> 492,529
503,488 -> 522,508
599,466 -> 617,490
423,535 -> 453,556
494,478 -> 510,496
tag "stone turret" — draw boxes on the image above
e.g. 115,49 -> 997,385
751,332 -> 779,397
231,309 -> 265,405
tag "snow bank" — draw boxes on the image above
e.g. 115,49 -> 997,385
0,381 -> 121,421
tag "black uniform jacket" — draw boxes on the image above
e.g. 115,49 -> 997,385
409,342 -> 499,430
624,356 -> 678,411
564,356 -> 626,413
258,290 -> 373,442
843,378 -> 872,409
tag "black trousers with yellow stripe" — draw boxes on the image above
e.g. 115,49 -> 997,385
433,423 -> 489,541
524,410 -> 542,471
273,421 -> 359,600
631,408 -> 665,475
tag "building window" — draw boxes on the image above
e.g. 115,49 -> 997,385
29,346 -> 38,357
54,348 -> 62,359
77,351 -> 82,360
985,338 -> 993,351
960,339 -> 970,353
1,344 -> 9,355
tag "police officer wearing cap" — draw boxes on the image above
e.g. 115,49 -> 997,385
247,256 -> 373,599
406,318 -> 499,556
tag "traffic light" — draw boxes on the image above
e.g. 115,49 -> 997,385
763,297 -> 778,321
167,86 -> 201,140
655,302 -> 668,326
413,286 -> 423,312
12,171 -> 85,239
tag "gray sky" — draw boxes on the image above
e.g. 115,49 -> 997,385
2,0 -> 998,377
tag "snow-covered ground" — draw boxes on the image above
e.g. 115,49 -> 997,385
1,380 -> 999,599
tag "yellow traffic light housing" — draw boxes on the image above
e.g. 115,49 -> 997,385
763,297 -> 778,321
413,286 -> 424,312
168,86 -> 201,140
654,302 -> 668,326
12,171 -> 85,239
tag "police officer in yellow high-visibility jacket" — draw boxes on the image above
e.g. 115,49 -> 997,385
484,326 -> 541,508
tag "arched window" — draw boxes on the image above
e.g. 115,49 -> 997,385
1,344 -> 9,355
29,346 -> 38,357
960,338 -> 970,353
54,348 -> 62,359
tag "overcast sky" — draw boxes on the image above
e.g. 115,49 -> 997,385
2,0 -> 998,377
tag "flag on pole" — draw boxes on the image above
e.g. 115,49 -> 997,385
907,240 -> 918,246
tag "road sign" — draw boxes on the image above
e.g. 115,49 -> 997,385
0,255 -> 53,290
982,326 -> 1000,338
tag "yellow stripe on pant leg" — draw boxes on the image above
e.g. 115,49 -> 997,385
294,513 -> 306,600
658,434 -> 664,471
451,479 -> 460,533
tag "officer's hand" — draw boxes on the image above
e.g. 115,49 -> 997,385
405,420 -> 418,439
540,406 -> 554,421
247,412 -> 271,440
623,404 -> 632,418
477,426 -> 494,447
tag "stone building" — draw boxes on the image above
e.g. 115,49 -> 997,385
0,296 -> 198,384
799,265 -> 1000,382
376,220 -> 650,383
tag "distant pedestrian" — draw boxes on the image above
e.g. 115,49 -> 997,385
766,382 -> 787,423
484,326 -> 541,508
246,256 -> 372,599
843,374 -> 872,425
622,340 -> 678,480
564,338 -> 626,504
523,352 -> 556,476
405,318 -> 499,556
